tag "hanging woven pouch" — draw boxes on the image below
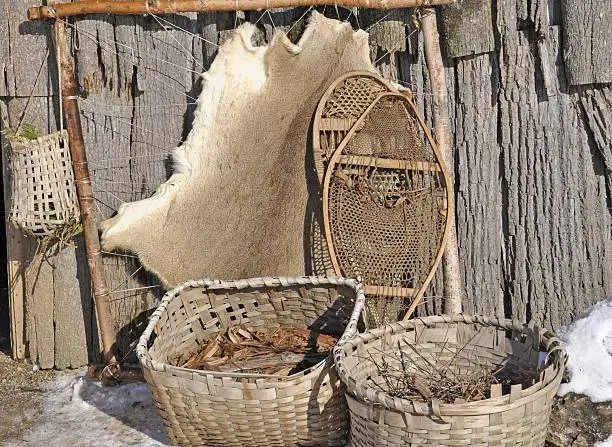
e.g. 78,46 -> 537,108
8,130 -> 80,237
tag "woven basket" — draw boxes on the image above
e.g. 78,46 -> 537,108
8,130 -> 80,236
137,276 -> 365,447
333,315 -> 566,447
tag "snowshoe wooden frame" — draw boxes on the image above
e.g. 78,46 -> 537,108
313,71 -> 453,324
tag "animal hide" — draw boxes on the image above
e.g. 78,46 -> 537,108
100,13 -> 376,287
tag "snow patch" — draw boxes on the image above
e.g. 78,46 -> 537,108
6,370 -> 169,447
595,435 -> 612,447
557,298 -> 612,403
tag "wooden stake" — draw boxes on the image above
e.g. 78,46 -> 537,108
28,0 -> 455,20
51,20 -> 120,379
420,8 -> 463,315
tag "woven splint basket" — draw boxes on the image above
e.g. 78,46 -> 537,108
8,130 -> 79,236
333,315 -> 566,447
137,276 -> 365,447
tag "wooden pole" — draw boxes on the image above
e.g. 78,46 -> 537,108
51,19 -> 120,380
28,0 -> 455,20
420,8 -> 463,315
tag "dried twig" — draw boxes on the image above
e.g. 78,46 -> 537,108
362,328 -> 510,403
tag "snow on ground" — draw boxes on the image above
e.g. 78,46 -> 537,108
595,435 -> 612,447
6,369 -> 170,447
557,298 -> 612,403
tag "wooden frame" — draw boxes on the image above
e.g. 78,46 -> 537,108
314,79 -> 453,320
17,0 -> 459,372
27,0 -> 456,20
312,71 -> 395,184
420,7 -> 462,315
51,20 -> 119,378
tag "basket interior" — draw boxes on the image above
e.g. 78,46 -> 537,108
149,283 -> 357,368
342,321 -> 555,401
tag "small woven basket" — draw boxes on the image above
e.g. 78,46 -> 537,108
333,315 -> 566,447
137,276 -> 365,447
8,130 -> 80,236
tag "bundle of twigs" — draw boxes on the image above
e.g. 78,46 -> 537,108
365,337 -> 511,404
181,326 -> 338,376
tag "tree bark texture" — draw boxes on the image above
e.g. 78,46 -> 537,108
1,0 -> 611,366
560,0 -> 612,86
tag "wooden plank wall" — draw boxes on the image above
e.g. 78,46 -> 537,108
1,0 -> 92,368
1,0 -> 611,367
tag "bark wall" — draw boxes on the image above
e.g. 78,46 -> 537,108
1,0 -> 610,366
439,0 -> 612,329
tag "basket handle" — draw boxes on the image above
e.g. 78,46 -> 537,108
336,281 -> 366,346
136,276 -> 366,365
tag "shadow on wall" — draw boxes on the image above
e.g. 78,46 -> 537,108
115,308 -> 156,365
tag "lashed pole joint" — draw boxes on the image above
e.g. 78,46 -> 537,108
52,19 -> 120,382
28,0 -> 455,20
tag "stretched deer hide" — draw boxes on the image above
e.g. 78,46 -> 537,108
100,13 -> 376,287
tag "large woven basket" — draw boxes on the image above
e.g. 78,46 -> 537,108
8,130 -> 80,236
333,315 -> 566,447
137,276 -> 365,447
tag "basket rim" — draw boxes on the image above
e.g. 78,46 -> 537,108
332,314 -> 567,416
136,275 -> 365,380
7,128 -> 68,148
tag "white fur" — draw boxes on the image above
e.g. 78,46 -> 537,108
100,12 -> 376,287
